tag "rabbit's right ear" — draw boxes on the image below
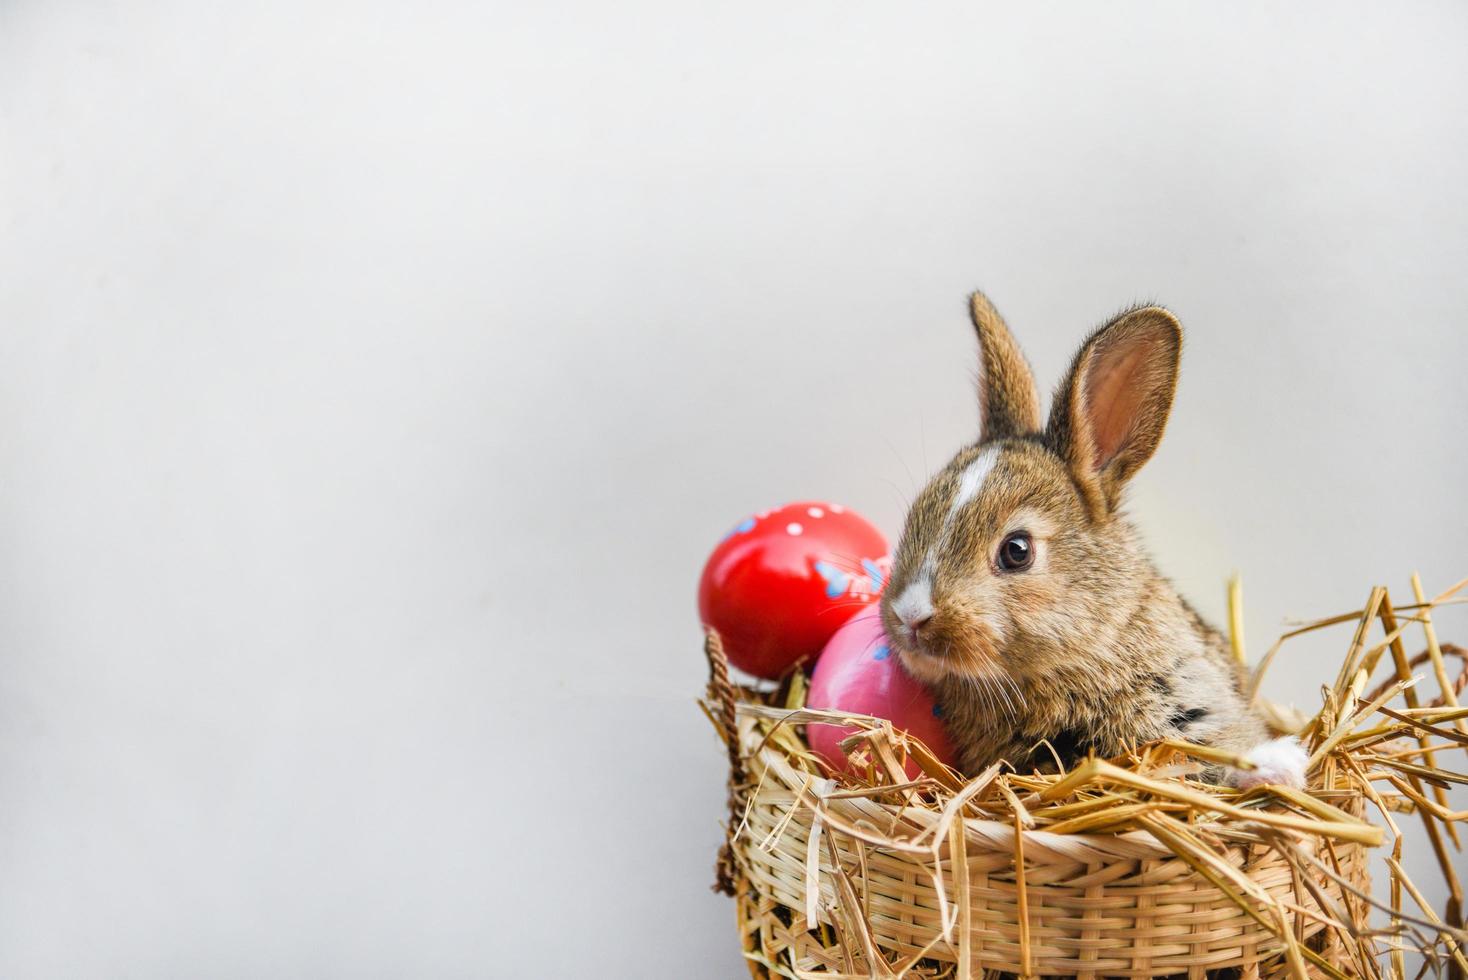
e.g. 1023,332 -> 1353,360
1048,306 -> 1182,519
970,292 -> 1041,442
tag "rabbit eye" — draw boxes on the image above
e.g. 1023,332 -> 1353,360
997,531 -> 1033,572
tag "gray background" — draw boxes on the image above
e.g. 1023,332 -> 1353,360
2,2 -> 1466,977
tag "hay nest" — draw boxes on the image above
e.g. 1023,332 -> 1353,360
702,576 -> 1468,979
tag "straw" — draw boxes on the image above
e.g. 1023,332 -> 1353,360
704,575 -> 1468,978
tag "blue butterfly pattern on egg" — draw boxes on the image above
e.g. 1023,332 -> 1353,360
722,517 -> 757,540
721,506 -> 776,541
813,556 -> 887,600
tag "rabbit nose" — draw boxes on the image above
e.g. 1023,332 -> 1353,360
891,582 -> 937,639
903,612 -> 933,634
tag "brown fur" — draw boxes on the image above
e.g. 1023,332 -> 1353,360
881,293 -> 1270,779
971,292 -> 1041,440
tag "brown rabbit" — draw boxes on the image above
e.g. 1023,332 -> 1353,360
879,292 -> 1306,788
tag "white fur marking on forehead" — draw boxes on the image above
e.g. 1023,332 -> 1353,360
949,445 -> 1000,519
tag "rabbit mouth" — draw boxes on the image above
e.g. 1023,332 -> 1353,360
896,623 -> 1007,683
887,621 -> 947,664
895,643 -> 950,684
882,598 -> 1004,681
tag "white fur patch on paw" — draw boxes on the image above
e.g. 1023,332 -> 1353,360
1231,736 -> 1309,790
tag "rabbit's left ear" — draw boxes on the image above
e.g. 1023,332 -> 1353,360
1048,306 -> 1182,518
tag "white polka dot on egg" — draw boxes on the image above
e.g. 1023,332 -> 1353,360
829,503 -> 845,513
786,522 -> 803,535
807,507 -> 824,518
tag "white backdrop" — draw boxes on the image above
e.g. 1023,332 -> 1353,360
3,2 -> 1466,977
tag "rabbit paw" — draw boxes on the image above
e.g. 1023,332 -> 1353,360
1231,736 -> 1308,790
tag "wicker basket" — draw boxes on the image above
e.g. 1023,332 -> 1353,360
702,631 -> 1390,980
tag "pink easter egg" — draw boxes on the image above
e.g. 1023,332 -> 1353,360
805,609 -> 955,778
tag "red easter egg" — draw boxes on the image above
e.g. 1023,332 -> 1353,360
698,502 -> 890,680
806,609 -> 954,778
